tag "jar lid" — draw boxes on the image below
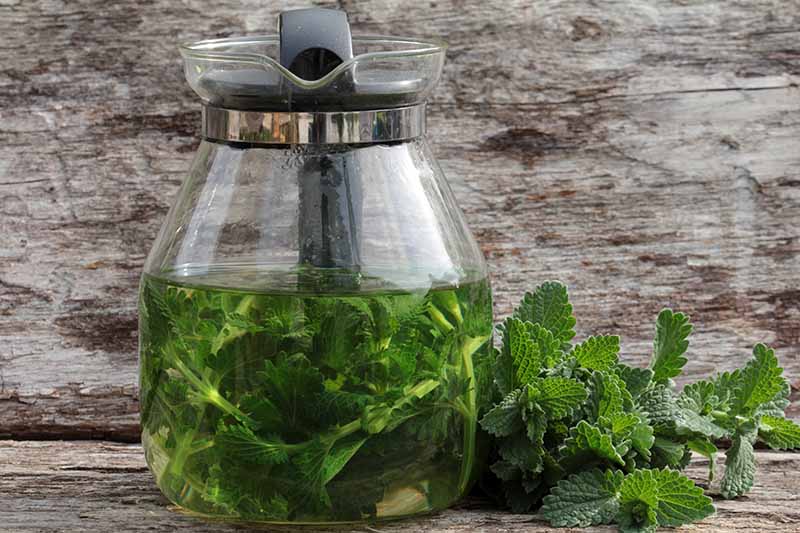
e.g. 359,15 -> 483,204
179,8 -> 446,112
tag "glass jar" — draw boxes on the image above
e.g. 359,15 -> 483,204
138,8 -> 492,524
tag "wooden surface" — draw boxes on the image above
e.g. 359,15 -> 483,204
2,0 -> 799,441
2,441 -> 799,532
0,0 -> 799,530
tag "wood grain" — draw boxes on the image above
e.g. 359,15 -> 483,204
1,0 -> 799,439
0,440 -> 798,532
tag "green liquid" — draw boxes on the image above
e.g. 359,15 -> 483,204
138,272 -> 493,523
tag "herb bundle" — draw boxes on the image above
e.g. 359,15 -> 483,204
481,281 -> 800,532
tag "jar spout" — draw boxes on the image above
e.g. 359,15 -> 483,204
278,8 -> 353,80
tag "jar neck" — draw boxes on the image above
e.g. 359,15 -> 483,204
201,104 -> 426,145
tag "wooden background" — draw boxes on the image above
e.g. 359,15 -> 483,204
1,0 -> 799,531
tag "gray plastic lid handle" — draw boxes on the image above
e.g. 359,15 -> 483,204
279,8 -> 354,80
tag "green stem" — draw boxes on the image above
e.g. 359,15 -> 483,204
457,334 -> 490,495
153,381 -> 210,484
172,358 -> 253,424
326,418 -> 362,443
429,304 -> 455,332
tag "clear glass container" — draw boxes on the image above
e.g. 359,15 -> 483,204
139,10 -> 492,524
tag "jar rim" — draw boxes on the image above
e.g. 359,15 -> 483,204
179,35 -> 448,89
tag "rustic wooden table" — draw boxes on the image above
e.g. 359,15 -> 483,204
1,1 -> 798,531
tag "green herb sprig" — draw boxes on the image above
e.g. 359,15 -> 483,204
481,281 -> 800,532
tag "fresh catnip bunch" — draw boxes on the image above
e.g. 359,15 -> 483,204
480,281 -> 800,532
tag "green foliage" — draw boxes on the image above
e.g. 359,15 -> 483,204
561,420 -> 625,467
649,309 -> 692,384
618,468 -> 714,530
615,364 -> 653,399
532,377 -> 587,419
139,274 -> 494,521
586,371 -> 631,422
572,335 -> 620,371
720,425 -> 757,499
216,424 -> 290,465
543,467 -> 713,532
513,281 -> 576,350
733,344 -> 785,415
758,415 -> 800,450
541,469 -> 623,527
480,388 -> 524,437
481,280 -> 798,532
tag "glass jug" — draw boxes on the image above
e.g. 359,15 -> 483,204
138,8 -> 492,524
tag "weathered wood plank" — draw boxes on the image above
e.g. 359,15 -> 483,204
0,440 -> 798,532
1,0 -> 799,438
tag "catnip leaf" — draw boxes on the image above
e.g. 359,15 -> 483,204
712,369 -> 741,406
733,344 -> 785,416
216,424 -> 290,465
758,415 -> 800,450
674,399 -> 727,439
638,382 -> 726,439
490,460 -> 520,481
293,438 -> 333,506
513,281 -> 576,350
505,318 -> 546,386
601,412 -> 640,437
499,432 -> 544,473
238,394 -> 284,431
650,467 -> 715,526
618,470 -> 659,533
523,401 -> 548,444
630,419 -> 655,461
321,436 -> 368,484
618,468 -> 714,531
317,389 -> 371,425
258,354 -> 324,431
494,347 -> 515,398
562,420 -> 626,467
480,388 -> 524,437
386,344 -> 418,380
637,384 -> 678,429
615,364 -> 653,399
618,510 -> 658,533
541,469 -> 624,527
530,377 -> 587,419
587,371 -> 631,421
720,424 -> 758,499
650,437 -> 689,468
680,380 -> 719,413
649,309 -> 692,384
572,335 -> 620,371
756,380 -> 791,418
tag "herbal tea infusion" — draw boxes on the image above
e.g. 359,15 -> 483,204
139,273 -> 493,521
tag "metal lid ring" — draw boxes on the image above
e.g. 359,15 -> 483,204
201,104 -> 425,145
